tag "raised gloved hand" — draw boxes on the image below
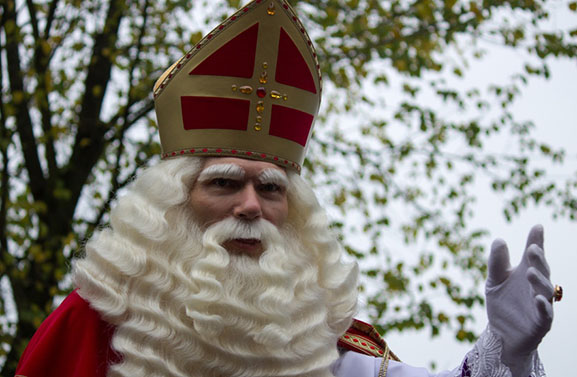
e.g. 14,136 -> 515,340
486,224 -> 554,377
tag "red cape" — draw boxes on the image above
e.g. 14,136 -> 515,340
15,290 -> 119,377
16,292 -> 394,376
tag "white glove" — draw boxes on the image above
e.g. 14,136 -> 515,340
486,224 -> 554,377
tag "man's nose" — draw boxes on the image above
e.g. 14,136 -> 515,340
233,184 -> 262,221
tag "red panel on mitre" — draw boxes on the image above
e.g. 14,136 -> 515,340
181,96 -> 250,130
275,27 -> 317,94
269,104 -> 314,146
189,23 -> 259,78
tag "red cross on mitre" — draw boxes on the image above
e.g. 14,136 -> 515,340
154,0 -> 322,173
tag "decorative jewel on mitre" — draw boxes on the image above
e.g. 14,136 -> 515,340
153,0 -> 322,173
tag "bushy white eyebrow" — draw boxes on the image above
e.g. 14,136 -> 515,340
259,169 -> 288,187
197,164 -> 245,182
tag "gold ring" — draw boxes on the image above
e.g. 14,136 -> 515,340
553,285 -> 563,302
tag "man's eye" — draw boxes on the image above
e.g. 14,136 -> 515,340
260,183 -> 282,192
212,178 -> 235,188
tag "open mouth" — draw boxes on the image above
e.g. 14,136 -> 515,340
233,238 -> 260,245
223,238 -> 264,256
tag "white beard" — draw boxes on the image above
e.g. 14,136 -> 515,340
73,158 -> 358,377
77,215 -> 354,377
171,218 -> 341,376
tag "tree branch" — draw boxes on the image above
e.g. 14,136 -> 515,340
43,0 -> 60,37
0,44 -> 11,255
62,0 -> 127,219
28,1 -> 58,178
25,0 -> 40,40
87,0 -> 154,240
87,130 -> 155,239
2,1 -> 47,202
105,97 -> 155,143
108,0 -> 151,141
110,0 -> 150,188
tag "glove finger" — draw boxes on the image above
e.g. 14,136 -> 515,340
488,238 -> 512,286
525,224 -> 544,251
527,266 -> 554,299
527,244 -> 551,279
535,295 -> 553,334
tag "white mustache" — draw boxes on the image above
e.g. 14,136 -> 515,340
203,217 -> 278,244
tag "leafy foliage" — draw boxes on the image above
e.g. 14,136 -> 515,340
1,0 -> 576,374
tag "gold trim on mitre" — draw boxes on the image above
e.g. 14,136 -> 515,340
154,0 -> 322,173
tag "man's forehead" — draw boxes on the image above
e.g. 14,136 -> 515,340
201,157 -> 287,175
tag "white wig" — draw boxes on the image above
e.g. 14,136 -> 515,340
73,156 -> 359,377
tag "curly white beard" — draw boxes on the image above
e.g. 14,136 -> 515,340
73,157 -> 358,377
